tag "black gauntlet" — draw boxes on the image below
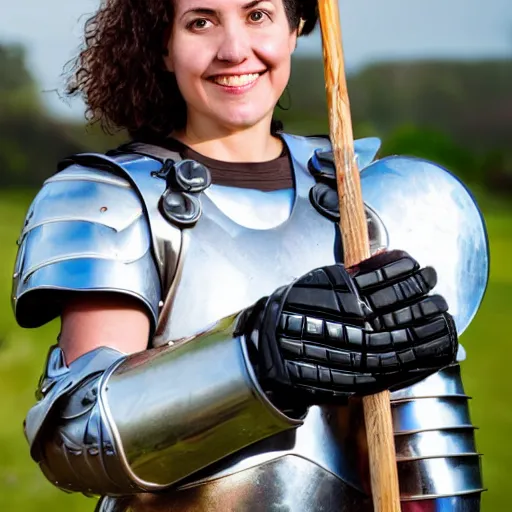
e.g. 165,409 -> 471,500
249,251 -> 458,403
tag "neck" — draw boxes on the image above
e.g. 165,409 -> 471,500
173,113 -> 282,163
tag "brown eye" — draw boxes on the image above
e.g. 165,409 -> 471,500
189,18 -> 210,30
249,10 -> 266,23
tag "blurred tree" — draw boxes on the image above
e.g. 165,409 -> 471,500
380,124 -> 478,183
282,57 -> 511,192
0,43 -> 124,188
0,44 -> 42,116
349,59 -> 512,151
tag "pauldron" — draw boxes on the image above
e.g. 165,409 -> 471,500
12,161 -> 162,332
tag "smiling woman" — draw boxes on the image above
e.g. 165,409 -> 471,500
12,0 -> 483,511
165,0 -> 297,153
68,0 -> 316,146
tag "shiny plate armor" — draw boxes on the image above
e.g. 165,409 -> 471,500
12,164 -> 162,331
15,134 -> 487,511
99,134 -> 485,510
359,154 -> 489,335
24,317 -> 301,496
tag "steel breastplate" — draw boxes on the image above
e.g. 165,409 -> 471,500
121,404 -> 372,511
159,134 -> 341,345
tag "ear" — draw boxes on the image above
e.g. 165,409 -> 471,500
298,18 -> 306,36
290,18 -> 305,52
162,24 -> 174,72
289,29 -> 298,54
163,52 -> 174,72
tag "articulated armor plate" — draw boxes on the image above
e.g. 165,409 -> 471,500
12,163 -> 162,331
17,134 -> 487,511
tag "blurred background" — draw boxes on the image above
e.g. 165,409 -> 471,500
0,0 -> 510,510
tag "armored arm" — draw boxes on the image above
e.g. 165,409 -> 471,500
391,364 -> 484,510
26,317 -> 300,495
17,164 -> 300,496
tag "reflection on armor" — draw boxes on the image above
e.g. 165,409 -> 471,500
15,134 -> 486,511
390,365 -> 483,501
94,366 -> 483,511
102,315 -> 300,490
99,494 -> 481,512
12,164 -> 162,330
24,315 -> 300,495
360,155 -> 488,335
118,457 -> 372,512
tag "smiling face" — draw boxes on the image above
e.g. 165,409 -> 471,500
165,0 -> 298,134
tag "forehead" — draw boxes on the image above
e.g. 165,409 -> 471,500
173,0 -> 278,13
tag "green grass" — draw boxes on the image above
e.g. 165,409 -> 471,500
0,191 -> 510,511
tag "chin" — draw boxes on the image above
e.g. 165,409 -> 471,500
213,107 -> 274,132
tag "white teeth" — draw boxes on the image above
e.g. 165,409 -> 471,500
212,73 -> 260,86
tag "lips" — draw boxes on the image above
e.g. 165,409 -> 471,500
208,71 -> 266,87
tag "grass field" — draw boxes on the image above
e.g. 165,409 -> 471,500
0,190 -> 510,511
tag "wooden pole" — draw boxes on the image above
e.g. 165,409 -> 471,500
316,1 -> 402,510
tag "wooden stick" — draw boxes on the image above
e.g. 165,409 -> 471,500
317,1 -> 401,511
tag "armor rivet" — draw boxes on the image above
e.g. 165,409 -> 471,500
100,206 -> 108,213
13,272 -> 18,279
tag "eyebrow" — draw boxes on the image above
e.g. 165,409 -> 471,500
181,0 -> 270,19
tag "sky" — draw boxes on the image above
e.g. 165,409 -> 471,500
1,0 -> 511,119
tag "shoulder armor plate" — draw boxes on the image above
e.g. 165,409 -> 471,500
13,163 -> 161,330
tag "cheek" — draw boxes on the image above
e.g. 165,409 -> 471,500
169,50 -> 210,102
168,34 -> 211,82
256,31 -> 294,71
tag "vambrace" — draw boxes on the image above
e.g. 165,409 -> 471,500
390,364 -> 484,510
25,315 -> 301,496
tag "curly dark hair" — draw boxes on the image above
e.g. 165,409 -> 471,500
68,0 -> 318,141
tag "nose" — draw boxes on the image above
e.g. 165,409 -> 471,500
216,22 -> 250,63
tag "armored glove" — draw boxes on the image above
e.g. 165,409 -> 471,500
247,250 -> 458,403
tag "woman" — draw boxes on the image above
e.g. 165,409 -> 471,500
13,0 -> 483,510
